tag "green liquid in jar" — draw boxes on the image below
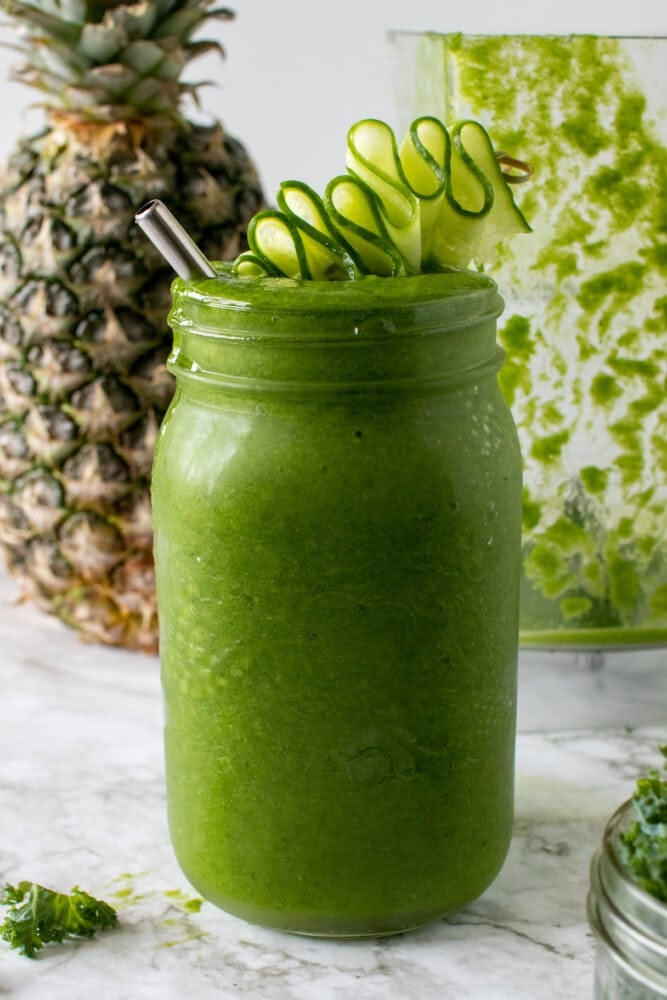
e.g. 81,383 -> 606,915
152,268 -> 522,936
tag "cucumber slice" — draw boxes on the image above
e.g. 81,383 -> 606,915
277,181 -> 362,280
233,251 -> 273,277
346,118 -> 421,273
325,174 -> 407,277
427,120 -> 532,268
247,209 -> 310,279
399,116 -> 449,258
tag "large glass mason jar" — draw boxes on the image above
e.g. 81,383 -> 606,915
389,33 -> 667,648
152,265 -> 522,937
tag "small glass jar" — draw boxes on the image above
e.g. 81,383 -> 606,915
153,266 -> 522,936
588,800 -> 667,999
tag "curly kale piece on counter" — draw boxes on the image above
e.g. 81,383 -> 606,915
0,881 -> 118,958
619,745 -> 667,903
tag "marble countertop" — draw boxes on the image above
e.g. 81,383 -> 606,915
0,565 -> 665,1000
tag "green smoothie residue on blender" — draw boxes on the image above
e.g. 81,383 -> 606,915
429,33 -> 667,642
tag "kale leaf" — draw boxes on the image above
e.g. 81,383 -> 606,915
619,744 -> 667,903
0,882 -> 118,958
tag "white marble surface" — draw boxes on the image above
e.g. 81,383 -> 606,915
0,565 -> 665,1000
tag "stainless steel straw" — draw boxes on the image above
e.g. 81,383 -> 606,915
135,199 -> 218,279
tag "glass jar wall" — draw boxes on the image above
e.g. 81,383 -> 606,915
152,267 -> 522,936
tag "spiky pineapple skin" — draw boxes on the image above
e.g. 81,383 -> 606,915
0,117 -> 263,651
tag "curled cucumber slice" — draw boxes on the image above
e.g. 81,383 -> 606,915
428,120 -> 532,268
398,116 -> 449,259
233,251 -> 277,278
325,174 -> 407,277
277,181 -> 362,280
346,118 -> 421,273
247,210 -> 310,279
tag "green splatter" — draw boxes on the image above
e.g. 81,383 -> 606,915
650,584 -> 667,617
561,596 -> 593,620
607,357 -> 660,379
498,314 -> 535,406
608,554 -> 642,614
530,431 -> 569,463
542,516 -> 591,554
404,33 -> 667,641
157,891 -> 207,948
106,874 -> 205,920
158,930 -> 207,949
521,488 -> 542,530
580,466 -> 608,494
103,874 -> 209,951
591,374 -> 622,406
163,889 -> 204,913
577,263 -> 646,316
111,887 -> 136,900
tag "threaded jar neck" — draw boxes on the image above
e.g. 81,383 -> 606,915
167,266 -> 505,397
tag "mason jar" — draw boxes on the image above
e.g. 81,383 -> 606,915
152,265 -> 522,936
588,800 -> 667,999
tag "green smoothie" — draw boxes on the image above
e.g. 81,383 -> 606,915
152,267 -> 522,936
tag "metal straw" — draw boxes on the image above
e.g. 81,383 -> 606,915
135,199 -> 218,279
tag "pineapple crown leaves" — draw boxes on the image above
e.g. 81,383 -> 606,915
0,0 -> 235,121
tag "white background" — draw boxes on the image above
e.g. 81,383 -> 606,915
0,0 -> 665,200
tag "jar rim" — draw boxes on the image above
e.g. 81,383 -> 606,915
172,263 -> 498,298
604,799 -> 667,926
169,265 -> 502,336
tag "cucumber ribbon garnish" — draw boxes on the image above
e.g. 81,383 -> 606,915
233,116 -> 531,280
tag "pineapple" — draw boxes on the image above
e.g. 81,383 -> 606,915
0,0 -> 264,652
